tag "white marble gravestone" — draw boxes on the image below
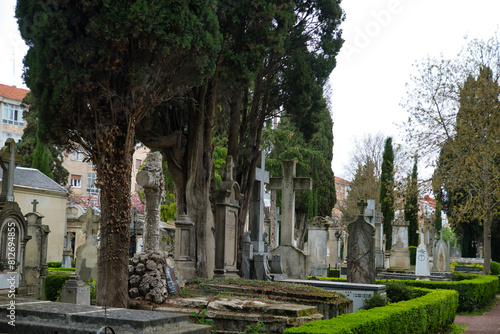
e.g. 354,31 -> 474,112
415,229 -> 430,280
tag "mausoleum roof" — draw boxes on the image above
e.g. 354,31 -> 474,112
0,167 -> 68,194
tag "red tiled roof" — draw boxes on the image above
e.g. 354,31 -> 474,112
335,176 -> 350,184
0,84 -> 30,102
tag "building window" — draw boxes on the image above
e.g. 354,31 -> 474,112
70,175 -> 82,188
1,133 -> 22,147
87,173 -> 100,195
72,149 -> 85,161
136,159 -> 142,170
2,103 -> 24,126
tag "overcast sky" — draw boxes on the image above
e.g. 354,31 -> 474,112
1,0 -> 500,181
329,0 -> 500,179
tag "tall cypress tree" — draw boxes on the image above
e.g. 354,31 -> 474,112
379,137 -> 395,250
405,156 -> 419,247
31,137 -> 53,179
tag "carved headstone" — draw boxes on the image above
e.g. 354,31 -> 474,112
25,208 -> 50,299
415,229 -> 430,280
136,151 -> 165,252
214,156 -> 240,278
347,200 -> 376,284
307,217 -> 330,277
434,231 -> 450,271
75,208 -> 99,282
389,217 -> 410,268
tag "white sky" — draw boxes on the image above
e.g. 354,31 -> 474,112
329,0 -> 500,180
1,0 -> 500,181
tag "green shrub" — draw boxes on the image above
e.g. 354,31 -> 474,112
490,261 -> 500,275
85,278 -> 97,305
44,273 -> 71,301
328,269 -> 340,278
49,268 -> 75,273
409,246 -> 417,266
47,262 -> 62,268
361,293 -> 387,310
403,275 -> 499,313
284,288 -> 458,334
386,281 -> 424,303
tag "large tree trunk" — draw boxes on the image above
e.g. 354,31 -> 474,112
96,128 -> 134,308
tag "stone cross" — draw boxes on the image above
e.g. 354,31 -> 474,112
225,156 -> 235,182
268,160 -> 312,246
136,151 -> 165,252
357,199 -> 368,215
249,151 -> 269,253
32,199 -> 39,212
0,138 -> 22,202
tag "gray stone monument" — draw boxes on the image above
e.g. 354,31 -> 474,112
25,206 -> 50,299
214,156 -> 240,278
136,151 -> 165,252
326,220 -> 340,269
389,216 -> 410,269
60,273 -> 90,305
347,200 -> 376,284
415,229 -> 430,280
434,231 -> 450,271
269,161 -> 312,279
75,208 -> 99,282
306,217 -> 330,277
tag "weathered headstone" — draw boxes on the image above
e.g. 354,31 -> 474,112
374,205 -> 384,269
173,214 -> 196,280
269,160 -> 312,279
415,229 -> 430,280
389,216 -> 410,268
136,151 -> 165,252
347,200 -> 376,284
24,207 -> 50,299
0,139 -> 31,292
434,231 -> 450,271
214,156 -> 240,278
307,217 -> 330,277
326,220 -> 340,269
75,208 -> 99,282
60,273 -> 90,305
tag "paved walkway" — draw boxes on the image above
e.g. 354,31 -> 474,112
454,295 -> 500,333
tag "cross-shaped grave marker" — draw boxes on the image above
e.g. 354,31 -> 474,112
268,160 -> 312,246
31,199 -> 39,212
249,151 -> 269,252
0,138 -> 22,202
357,199 -> 368,215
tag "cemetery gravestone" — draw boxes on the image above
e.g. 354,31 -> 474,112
269,160 -> 312,279
326,220 -> 340,269
307,217 -> 330,277
75,208 -> 99,282
347,200 -> 376,284
60,273 -> 90,305
415,229 -> 430,280
434,231 -> 450,271
389,217 -> 410,269
214,156 -> 240,278
0,139 -> 31,291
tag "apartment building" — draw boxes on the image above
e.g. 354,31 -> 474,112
332,176 -> 350,223
0,84 -> 29,146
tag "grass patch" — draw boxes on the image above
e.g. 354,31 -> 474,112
444,324 -> 468,334
458,296 -> 499,315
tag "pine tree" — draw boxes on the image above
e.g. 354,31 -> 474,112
379,137 -> 395,250
405,157 -> 419,247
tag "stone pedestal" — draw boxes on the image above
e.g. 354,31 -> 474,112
174,214 -> 196,281
389,218 -> 410,269
306,217 -> 330,277
61,273 -> 90,305
271,245 -> 307,279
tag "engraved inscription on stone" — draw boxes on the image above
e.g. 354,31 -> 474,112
225,212 -> 236,266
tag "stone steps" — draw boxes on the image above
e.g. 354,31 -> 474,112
0,299 -> 210,334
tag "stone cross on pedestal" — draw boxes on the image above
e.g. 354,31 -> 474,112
249,151 -> 269,253
31,199 -> 39,212
357,199 -> 368,215
268,161 -> 312,246
0,138 -> 23,202
136,151 -> 165,252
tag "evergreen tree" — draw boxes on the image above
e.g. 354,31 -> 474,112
379,137 -> 395,250
434,194 -> 442,234
405,156 -> 419,247
343,160 -> 379,223
31,137 -> 53,179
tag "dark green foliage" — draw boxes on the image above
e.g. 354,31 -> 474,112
490,261 -> 500,275
47,262 -> 62,268
385,281 -> 424,303
31,139 -> 53,179
284,288 -> 458,334
380,138 -> 395,251
360,294 -> 388,310
403,274 -> 499,313
85,278 -> 97,305
44,273 -> 71,301
327,269 -> 340,278
409,246 -> 417,266
434,197 -> 443,232
405,157 -> 419,247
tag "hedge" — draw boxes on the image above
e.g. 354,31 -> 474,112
401,275 -> 499,313
318,274 -> 499,313
284,288 -> 458,334
44,272 -> 71,301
